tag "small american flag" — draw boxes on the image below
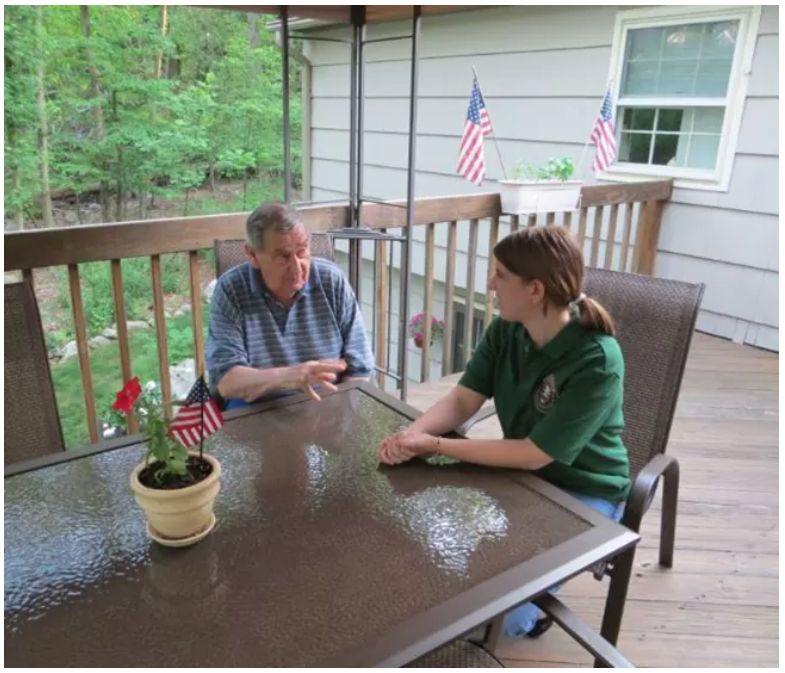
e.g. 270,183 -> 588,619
457,78 -> 493,186
590,89 -> 617,173
169,376 -> 223,448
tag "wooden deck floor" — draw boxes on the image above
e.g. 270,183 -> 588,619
407,332 -> 779,668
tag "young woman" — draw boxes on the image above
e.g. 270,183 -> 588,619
378,225 -> 630,638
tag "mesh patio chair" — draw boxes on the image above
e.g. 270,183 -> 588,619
214,232 -> 335,279
407,639 -> 504,667
4,280 -> 66,466
464,267 -> 705,656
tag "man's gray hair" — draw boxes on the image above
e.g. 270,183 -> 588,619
246,202 -> 305,251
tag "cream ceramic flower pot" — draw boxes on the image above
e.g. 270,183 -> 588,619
130,452 -> 221,542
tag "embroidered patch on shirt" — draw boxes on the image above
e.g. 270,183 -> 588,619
534,374 -> 559,412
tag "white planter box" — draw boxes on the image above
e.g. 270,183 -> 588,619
498,180 -> 583,215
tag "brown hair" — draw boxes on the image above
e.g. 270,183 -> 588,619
493,225 -> 616,336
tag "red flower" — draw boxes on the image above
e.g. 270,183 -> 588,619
112,377 -> 142,414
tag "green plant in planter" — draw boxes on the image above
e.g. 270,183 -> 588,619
510,157 -> 575,182
110,378 -> 190,483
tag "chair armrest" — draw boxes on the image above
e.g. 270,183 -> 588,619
622,453 -> 679,534
455,405 -> 498,436
533,594 -> 635,667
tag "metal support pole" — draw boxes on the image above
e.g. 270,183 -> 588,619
347,7 -> 365,297
398,6 -> 421,401
280,6 -> 291,203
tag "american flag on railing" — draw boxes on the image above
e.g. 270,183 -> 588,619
170,375 -> 223,448
590,88 -> 617,173
457,78 -> 493,186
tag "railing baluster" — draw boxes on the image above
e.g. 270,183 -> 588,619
526,214 -> 536,228
484,216 -> 499,329
420,223 -> 435,382
578,207 -> 588,252
510,214 -> 519,232
464,219 -> 479,369
189,251 -> 205,377
563,211 -> 573,229
150,255 -> 173,417
620,203 -> 634,272
632,200 -> 664,275
604,204 -> 619,270
67,264 -> 99,444
111,259 -> 137,435
590,207 -> 603,267
442,221 -> 457,377
546,212 -> 556,225
375,238 -> 388,387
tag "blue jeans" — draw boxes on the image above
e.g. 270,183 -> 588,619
502,491 -> 625,638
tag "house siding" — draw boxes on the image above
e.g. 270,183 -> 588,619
304,4 -> 779,355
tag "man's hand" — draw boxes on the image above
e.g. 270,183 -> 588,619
378,430 -> 439,466
284,359 -> 348,401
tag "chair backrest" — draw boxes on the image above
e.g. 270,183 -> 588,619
214,232 -> 335,278
4,280 -> 65,465
584,268 -> 705,481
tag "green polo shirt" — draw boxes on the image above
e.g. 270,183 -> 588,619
458,316 -> 630,502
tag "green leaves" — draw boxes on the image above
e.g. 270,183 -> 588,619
6,6 -> 301,222
511,157 -> 576,183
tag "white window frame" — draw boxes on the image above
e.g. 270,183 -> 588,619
601,5 -> 762,192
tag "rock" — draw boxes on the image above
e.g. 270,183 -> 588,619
204,278 -> 218,304
89,335 -> 112,350
102,327 -> 118,340
170,358 -> 197,401
127,320 -> 149,332
61,341 -> 79,361
173,303 -> 191,317
147,318 -> 156,327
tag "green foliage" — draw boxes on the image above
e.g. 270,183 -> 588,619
54,307 -> 207,448
53,255 -> 189,338
510,157 -> 575,182
5,6 -> 302,222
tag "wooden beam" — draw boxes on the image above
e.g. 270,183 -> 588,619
111,259 -> 137,435
620,203 -> 634,273
6,182 -> 672,272
604,204 -> 619,270
5,203 -> 350,271
442,222 -> 458,377
150,255 -> 173,418
484,217 -> 499,328
189,251 -> 206,378
590,207 -> 603,267
420,224 -> 436,383
67,265 -> 99,444
632,200 -> 665,275
464,220 -> 479,368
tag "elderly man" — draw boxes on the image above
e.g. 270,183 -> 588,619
207,202 -> 375,407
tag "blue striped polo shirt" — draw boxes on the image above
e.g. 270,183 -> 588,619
206,258 -> 375,403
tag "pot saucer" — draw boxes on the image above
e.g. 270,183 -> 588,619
147,513 -> 216,548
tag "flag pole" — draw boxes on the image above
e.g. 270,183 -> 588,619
472,64 -> 508,181
199,375 -> 205,461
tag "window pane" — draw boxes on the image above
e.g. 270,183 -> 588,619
623,107 -> 656,131
657,108 -> 687,132
693,107 -> 724,133
621,20 -> 739,98
659,59 -> 699,95
619,132 -> 652,164
662,24 -> 703,58
626,26 -> 663,60
622,61 -> 659,95
687,135 -> 721,169
652,134 -> 680,165
702,21 -> 738,58
695,58 -> 734,96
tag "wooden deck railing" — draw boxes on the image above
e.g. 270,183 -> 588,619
5,179 -> 672,445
